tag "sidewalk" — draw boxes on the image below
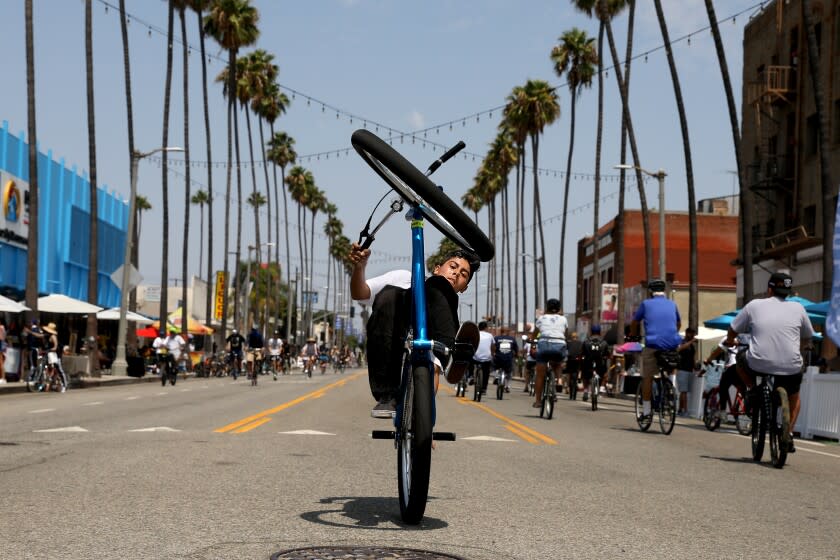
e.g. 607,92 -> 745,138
0,373 -> 172,396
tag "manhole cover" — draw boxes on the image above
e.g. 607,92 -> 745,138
270,546 -> 466,560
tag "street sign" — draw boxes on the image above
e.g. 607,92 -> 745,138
110,264 -> 143,291
302,291 -> 319,304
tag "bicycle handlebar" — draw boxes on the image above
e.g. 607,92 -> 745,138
426,141 -> 465,176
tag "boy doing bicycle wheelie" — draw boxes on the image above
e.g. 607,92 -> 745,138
350,243 -> 480,418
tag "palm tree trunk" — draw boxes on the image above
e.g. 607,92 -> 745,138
220,55 -> 235,343
503,178 -> 512,328
704,0 -> 751,305
259,119 -> 271,255
85,0 -> 99,348
24,0 -> 39,320
179,6 -> 191,338
198,204 -> 204,278
802,0 -> 834,300
244,107 -> 261,263
195,4 -> 214,330
559,88 -> 578,311
160,1 -> 174,324
654,0 -> 698,329
513,153 -> 520,330
532,134 -> 548,306
604,19 -> 653,281
592,20 -> 604,323
519,149 -> 528,325
233,96 -> 244,331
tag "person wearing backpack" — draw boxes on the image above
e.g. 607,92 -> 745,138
581,325 -> 609,402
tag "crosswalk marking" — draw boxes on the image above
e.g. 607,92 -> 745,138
34,426 -> 88,433
28,408 -> 56,414
279,430 -> 335,436
129,427 -> 181,432
462,435 -> 516,442
83,401 -> 104,406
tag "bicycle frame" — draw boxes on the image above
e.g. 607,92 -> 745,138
394,209 -> 436,430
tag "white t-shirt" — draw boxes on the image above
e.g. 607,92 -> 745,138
357,269 -> 412,306
717,334 -> 750,368
473,330 -> 494,362
154,335 -> 185,360
267,337 -> 283,356
536,313 -> 568,340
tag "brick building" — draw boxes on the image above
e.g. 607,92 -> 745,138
740,0 -> 839,302
575,208 -> 739,331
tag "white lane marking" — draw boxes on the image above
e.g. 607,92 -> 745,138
797,439 -> 827,447
279,430 -> 336,436
157,392 -> 168,396
797,447 -> 840,459
462,435 -> 517,442
124,396 -> 140,401
180,388 -> 191,392
83,401 -> 104,406
34,426 -> 88,433
28,408 -> 56,414
129,427 -> 181,432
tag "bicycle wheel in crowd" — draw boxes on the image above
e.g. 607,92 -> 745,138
770,387 -> 790,469
496,372 -> 504,400
751,387 -> 767,462
703,389 -> 721,431
635,382 -> 651,432
397,365 -> 433,525
591,373 -> 599,411
473,369 -> 482,402
659,378 -> 676,435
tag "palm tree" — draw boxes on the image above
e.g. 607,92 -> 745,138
186,0 -> 215,326
461,187 -> 484,321
802,0 -> 834,300
551,27 -> 597,311
653,0 -> 698,330
85,0 -> 99,348
488,128 -> 518,327
191,190 -> 210,279
305,186 -> 326,337
173,0 -> 192,338
136,195 -> 152,239
246,190 -> 267,326
24,0 -> 38,320
503,86 -> 529,326
204,0 -> 259,340
267,132 -> 296,299
702,0 -> 751,305
520,79 -> 559,305
159,1 -> 175,324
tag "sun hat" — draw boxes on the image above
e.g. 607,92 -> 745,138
43,322 -> 58,335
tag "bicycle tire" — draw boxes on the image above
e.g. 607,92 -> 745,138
591,373 -> 599,411
351,129 -> 494,262
703,389 -> 721,431
734,392 -> 752,435
569,371 -> 578,400
751,387 -> 767,462
770,387 -> 790,468
544,372 -> 555,420
397,365 -> 433,525
473,369 -> 482,402
496,374 -> 504,400
160,363 -> 167,386
659,377 -> 676,435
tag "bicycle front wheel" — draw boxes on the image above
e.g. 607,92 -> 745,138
397,365 -> 433,525
351,129 -> 494,262
543,372 -> 555,420
635,381 -> 651,432
751,387 -> 767,462
591,373 -> 599,411
703,389 -> 721,431
659,378 -> 676,435
770,387 -> 790,468
473,369 -> 482,402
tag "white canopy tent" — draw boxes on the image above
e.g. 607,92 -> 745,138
0,294 -> 29,313
33,294 -> 103,314
96,307 -> 153,324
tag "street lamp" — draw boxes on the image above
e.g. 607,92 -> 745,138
614,164 -> 667,282
112,146 -> 184,376
459,302 -> 474,323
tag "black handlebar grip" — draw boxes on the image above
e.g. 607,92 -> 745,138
360,236 -> 374,250
427,141 -> 466,175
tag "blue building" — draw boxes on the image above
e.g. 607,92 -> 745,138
0,121 -> 127,307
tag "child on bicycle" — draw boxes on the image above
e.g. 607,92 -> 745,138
349,242 -> 480,418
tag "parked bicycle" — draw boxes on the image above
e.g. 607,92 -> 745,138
355,129 -> 493,524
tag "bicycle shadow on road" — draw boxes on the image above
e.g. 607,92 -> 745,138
700,455 -> 782,469
300,496 -> 448,531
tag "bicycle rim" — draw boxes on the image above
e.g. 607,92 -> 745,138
751,389 -> 766,462
659,379 -> 676,435
398,365 -> 432,525
770,387 -> 790,468
704,390 -> 720,431
635,382 -> 651,432
473,371 -> 482,402
545,374 -> 555,420
591,374 -> 599,411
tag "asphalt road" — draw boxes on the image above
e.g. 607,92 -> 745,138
2,369 -> 839,560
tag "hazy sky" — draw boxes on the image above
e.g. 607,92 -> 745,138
2,0 -> 764,321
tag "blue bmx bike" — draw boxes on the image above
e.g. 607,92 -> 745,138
352,129 -> 494,524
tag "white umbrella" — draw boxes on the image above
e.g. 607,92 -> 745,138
0,294 -> 29,313
36,294 -> 103,314
96,307 -> 153,324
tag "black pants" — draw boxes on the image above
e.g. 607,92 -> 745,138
365,276 -> 459,402
471,360 -> 492,392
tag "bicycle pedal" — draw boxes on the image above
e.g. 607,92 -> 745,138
432,432 -> 456,441
371,430 -> 395,440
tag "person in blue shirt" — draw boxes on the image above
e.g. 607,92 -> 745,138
630,279 -> 682,421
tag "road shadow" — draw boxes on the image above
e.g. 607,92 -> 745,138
300,496 -> 448,531
700,454 -> 781,469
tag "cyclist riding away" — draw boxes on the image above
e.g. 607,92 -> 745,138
630,279 -> 682,423
531,298 -> 568,408
581,324 -> 609,402
472,321 -> 495,395
349,243 -> 480,418
493,326 -> 518,393
726,271 -> 814,453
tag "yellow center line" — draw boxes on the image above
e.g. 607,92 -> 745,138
214,372 -> 365,433
505,424 -> 540,444
442,386 -> 557,445
233,417 -> 272,433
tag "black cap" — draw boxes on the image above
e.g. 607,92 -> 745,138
768,272 -> 792,296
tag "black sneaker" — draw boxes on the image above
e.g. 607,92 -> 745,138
371,398 -> 397,419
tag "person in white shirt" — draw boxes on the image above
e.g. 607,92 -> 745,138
267,330 -> 284,376
471,321 -> 495,395
153,329 -> 185,378
530,298 -> 569,408
349,243 -> 480,419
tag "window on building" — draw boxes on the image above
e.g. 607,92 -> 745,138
806,113 -> 819,155
804,205 -> 817,236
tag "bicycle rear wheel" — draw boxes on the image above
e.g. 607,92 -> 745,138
473,369 -> 482,402
397,365 -> 433,525
635,381 -> 651,432
703,389 -> 721,431
770,387 -> 790,468
543,372 -> 555,420
496,371 -> 504,400
351,129 -> 494,262
659,378 -> 676,435
591,373 -> 599,411
734,391 -> 752,435
751,387 -> 767,462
